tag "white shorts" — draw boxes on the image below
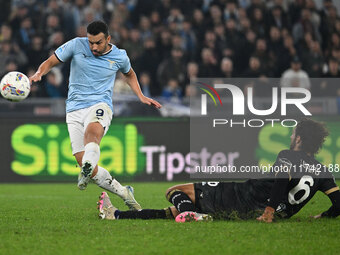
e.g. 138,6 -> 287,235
66,103 -> 113,155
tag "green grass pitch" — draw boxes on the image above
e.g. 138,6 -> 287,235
1,182 -> 340,255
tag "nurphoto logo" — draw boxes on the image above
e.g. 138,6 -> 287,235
199,82 -> 312,128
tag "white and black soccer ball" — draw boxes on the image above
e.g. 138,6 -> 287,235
0,71 -> 30,102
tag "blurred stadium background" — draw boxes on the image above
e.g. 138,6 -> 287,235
1,0 -> 340,183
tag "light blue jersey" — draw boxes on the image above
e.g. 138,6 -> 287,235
55,37 -> 131,113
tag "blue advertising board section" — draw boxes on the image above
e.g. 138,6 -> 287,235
0,117 -> 339,182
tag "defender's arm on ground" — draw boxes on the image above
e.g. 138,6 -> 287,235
123,68 -> 162,108
29,54 -> 61,83
314,188 -> 340,218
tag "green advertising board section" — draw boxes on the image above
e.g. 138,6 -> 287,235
10,123 -> 145,178
1,117 -> 339,182
1,117 -> 190,182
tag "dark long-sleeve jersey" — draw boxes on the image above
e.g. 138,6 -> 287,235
194,150 -> 340,219
267,150 -> 340,218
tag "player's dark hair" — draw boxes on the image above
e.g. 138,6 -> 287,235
87,21 -> 109,37
295,119 -> 329,155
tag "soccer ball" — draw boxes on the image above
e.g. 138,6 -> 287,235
0,71 -> 30,102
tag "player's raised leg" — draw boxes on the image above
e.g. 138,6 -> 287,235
77,103 -> 111,188
78,122 -> 103,187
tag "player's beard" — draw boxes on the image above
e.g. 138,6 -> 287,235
92,49 -> 103,56
92,43 -> 109,56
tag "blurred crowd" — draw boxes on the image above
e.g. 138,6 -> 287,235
0,0 -> 340,101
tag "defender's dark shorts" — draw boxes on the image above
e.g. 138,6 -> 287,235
194,181 -> 270,219
194,182 -> 237,214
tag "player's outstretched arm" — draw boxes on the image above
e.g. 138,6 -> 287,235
29,54 -> 61,84
123,68 -> 162,109
312,189 -> 340,219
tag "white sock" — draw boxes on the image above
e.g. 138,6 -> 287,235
92,166 -> 127,199
82,142 -> 100,169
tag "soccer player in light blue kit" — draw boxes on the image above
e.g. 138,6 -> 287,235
29,21 -> 162,210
